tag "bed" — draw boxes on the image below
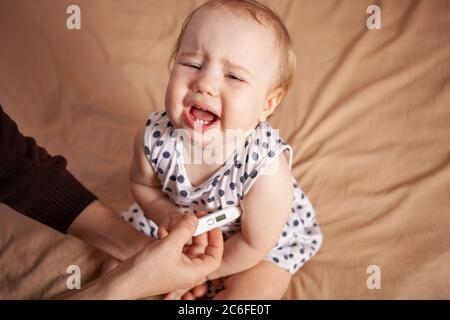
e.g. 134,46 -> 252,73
0,0 -> 449,299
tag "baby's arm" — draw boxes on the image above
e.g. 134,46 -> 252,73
208,152 -> 294,280
130,126 -> 183,225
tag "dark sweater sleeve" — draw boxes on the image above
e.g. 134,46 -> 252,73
0,105 -> 97,233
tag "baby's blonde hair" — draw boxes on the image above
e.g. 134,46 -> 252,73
169,0 -> 297,97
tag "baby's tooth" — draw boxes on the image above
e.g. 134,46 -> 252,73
193,116 -> 211,125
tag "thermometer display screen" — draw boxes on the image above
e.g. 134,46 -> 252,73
215,214 -> 226,222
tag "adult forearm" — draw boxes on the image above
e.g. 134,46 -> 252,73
65,274 -> 118,299
68,200 -> 151,261
0,105 -> 98,233
207,232 -> 265,280
66,260 -> 138,300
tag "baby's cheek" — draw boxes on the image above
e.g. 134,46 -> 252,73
165,83 -> 185,116
224,106 -> 259,130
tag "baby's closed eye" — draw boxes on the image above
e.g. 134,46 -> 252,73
226,73 -> 244,82
179,61 -> 245,83
182,62 -> 202,70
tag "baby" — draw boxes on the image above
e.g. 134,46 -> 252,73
121,0 -> 323,299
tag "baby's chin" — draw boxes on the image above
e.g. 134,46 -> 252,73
182,128 -> 222,149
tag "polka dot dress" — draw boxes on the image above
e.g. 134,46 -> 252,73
122,111 -> 323,274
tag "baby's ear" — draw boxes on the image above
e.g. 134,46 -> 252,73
261,87 -> 285,121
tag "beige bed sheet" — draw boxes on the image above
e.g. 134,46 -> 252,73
0,0 -> 449,299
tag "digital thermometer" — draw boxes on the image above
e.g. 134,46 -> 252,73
193,206 -> 241,236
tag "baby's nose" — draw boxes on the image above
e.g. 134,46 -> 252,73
192,73 -> 219,97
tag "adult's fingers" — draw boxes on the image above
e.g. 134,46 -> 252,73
191,227 -> 223,271
205,227 -> 223,259
164,289 -> 186,300
182,292 -> 195,300
165,215 -> 198,251
181,284 -> 207,300
191,284 -> 208,298
158,226 -> 169,240
191,210 -> 208,251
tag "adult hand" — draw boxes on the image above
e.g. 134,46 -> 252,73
162,210 -> 212,300
69,214 -> 223,299
159,210 -> 209,256
157,211 -> 186,239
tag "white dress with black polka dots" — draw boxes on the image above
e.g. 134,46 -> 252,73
122,111 -> 323,274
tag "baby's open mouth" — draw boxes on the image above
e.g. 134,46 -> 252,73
188,104 -> 220,127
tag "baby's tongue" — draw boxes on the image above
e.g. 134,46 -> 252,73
190,106 -> 215,122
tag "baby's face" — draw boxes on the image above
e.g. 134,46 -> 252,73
165,8 -> 280,148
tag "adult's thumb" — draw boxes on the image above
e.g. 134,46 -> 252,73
165,215 -> 198,249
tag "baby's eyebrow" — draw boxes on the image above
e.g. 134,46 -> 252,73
178,52 -> 202,59
178,51 -> 252,77
222,58 -> 253,77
